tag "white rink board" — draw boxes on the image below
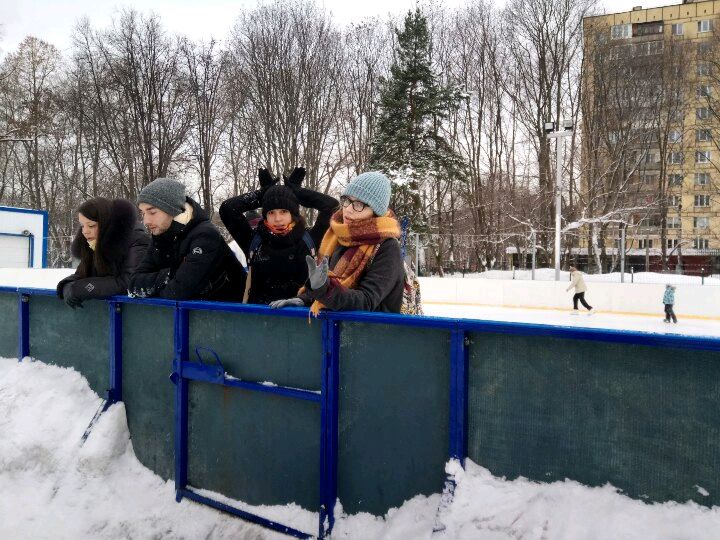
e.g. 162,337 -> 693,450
0,206 -> 48,268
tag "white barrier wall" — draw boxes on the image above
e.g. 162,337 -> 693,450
419,277 -> 720,318
0,206 -> 48,268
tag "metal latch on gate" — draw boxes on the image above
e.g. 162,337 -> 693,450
170,346 -> 225,384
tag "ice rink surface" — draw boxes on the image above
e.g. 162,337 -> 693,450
424,302 -> 720,338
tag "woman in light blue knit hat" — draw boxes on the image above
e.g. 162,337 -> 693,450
270,171 -> 406,313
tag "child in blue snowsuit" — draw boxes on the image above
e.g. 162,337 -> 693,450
663,284 -> 677,323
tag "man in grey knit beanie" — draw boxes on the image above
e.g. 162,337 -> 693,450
137,177 -> 187,218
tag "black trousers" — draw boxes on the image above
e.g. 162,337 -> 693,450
664,304 -> 677,323
573,292 -> 592,310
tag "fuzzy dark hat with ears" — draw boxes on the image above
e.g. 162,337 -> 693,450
261,185 -> 300,220
73,198 -> 140,277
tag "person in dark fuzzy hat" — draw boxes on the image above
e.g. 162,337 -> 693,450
56,197 -> 150,308
219,166 -> 338,305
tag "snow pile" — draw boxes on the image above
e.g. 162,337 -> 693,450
441,268 -> 720,286
3,356 -> 720,539
0,267 -> 73,289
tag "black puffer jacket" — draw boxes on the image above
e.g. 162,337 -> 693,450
128,198 -> 246,302
220,186 -> 337,304
299,238 -> 405,313
57,199 -> 149,301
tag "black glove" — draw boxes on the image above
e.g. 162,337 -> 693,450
258,168 -> 279,191
154,268 -> 171,292
269,298 -> 305,309
63,283 -> 84,309
284,167 -> 306,189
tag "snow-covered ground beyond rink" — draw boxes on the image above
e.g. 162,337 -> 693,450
2,357 -> 720,540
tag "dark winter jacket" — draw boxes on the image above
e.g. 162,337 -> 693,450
128,197 -> 246,302
57,199 -> 149,301
299,238 -> 405,313
219,186 -> 338,304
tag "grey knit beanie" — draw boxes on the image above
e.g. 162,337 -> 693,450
343,171 -> 392,216
137,177 -> 187,217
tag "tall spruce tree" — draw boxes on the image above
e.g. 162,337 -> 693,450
370,8 -> 464,232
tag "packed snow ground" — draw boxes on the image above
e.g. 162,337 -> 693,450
2,356 -> 720,539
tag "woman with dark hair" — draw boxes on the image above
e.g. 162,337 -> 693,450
219,167 -> 338,305
56,197 -> 149,308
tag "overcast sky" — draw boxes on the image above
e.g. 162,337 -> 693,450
0,0 -> 685,58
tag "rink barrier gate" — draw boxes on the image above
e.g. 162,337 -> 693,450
1,286 -> 719,538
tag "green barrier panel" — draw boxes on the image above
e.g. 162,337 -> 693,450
29,295 -> 109,396
0,292 -> 17,358
468,332 -> 720,507
186,311 -> 323,509
188,382 -> 321,509
338,322 -> 450,515
122,303 -> 176,481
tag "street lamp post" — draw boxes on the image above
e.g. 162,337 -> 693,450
545,120 -> 574,281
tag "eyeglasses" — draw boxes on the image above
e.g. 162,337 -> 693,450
340,196 -> 369,212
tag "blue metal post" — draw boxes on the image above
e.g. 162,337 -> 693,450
18,292 -> 29,360
108,301 -> 123,404
174,306 -> 190,501
449,327 -> 469,463
319,317 -> 340,539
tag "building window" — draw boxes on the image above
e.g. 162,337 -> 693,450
697,85 -> 712,98
667,216 -> 682,229
698,42 -> 712,56
668,151 -> 683,164
697,107 -> 710,120
611,24 -> 632,39
695,172 -> 710,185
672,23 -> 684,36
695,194 -> 711,207
698,20 -> 713,33
641,173 -> 658,184
667,239 -> 679,249
698,63 -> 711,76
646,151 -> 660,164
668,130 -> 682,143
697,129 -> 712,142
668,174 -> 683,187
694,238 -> 709,250
669,109 -> 684,122
668,195 -> 682,207
694,217 -> 710,229
638,239 -> 653,249
697,150 -> 711,163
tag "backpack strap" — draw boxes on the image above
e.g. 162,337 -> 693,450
302,231 -> 316,258
247,232 -> 262,267
248,229 -> 316,267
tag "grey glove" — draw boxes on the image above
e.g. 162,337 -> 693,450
268,298 -> 304,309
306,255 -> 329,290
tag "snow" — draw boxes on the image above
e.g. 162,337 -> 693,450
3,356 -> 720,539
0,267 -> 73,289
439,268 -> 720,286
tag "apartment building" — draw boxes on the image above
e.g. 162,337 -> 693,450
581,0 -> 720,273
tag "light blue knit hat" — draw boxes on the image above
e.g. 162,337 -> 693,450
342,171 -> 392,216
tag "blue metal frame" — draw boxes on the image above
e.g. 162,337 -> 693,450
320,318 -> 340,537
4,285 -> 720,540
108,301 -> 123,404
0,205 -> 48,267
18,293 -> 29,359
